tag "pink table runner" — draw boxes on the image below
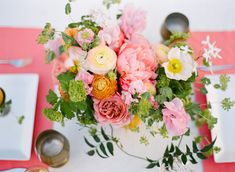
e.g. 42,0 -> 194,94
189,31 -> 235,172
0,28 -> 52,170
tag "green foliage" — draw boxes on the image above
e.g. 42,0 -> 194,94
57,71 -> 76,92
84,127 -> 115,158
68,80 -> 86,102
201,77 -> 211,85
164,32 -> 190,46
65,3 -> 71,15
0,100 -> 11,114
37,23 -> 55,44
45,49 -> 56,63
197,109 -> 217,129
139,136 -> 149,146
17,115 -> 25,125
214,74 -> 230,91
221,98 -> 235,111
103,0 -> 121,9
46,89 -> 58,105
185,102 -> 201,120
146,138 -> 216,170
200,87 -> 208,95
43,108 -> 63,122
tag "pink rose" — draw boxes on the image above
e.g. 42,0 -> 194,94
98,25 -> 125,52
120,4 -> 146,38
117,34 -> 157,91
94,94 -> 131,127
75,69 -> 94,95
51,55 -> 67,84
162,98 -> 191,136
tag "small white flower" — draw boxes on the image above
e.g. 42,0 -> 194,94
162,47 -> 197,81
180,45 -> 192,54
64,47 -> 87,69
89,7 -> 118,28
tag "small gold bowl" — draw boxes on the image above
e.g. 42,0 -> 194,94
35,129 -> 70,168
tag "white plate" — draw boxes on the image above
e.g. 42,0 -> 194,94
0,74 -> 39,160
205,74 -> 235,163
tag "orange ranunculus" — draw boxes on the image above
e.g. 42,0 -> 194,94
91,75 -> 117,100
65,28 -> 78,38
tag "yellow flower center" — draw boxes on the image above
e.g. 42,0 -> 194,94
95,52 -> 108,65
81,32 -> 90,39
167,58 -> 183,74
97,79 -> 107,91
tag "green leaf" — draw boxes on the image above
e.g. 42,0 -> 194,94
220,74 -> 230,91
175,147 -> 182,156
93,135 -> 100,143
164,146 -> 169,156
96,149 -> 108,158
197,152 -> 207,159
168,154 -> 174,168
60,100 -> 75,119
17,115 -> 25,125
43,108 -> 63,122
181,154 -> 187,165
159,87 -> 173,99
100,143 -> 108,156
101,127 -> 110,141
146,163 -> 158,169
189,154 -> 197,164
68,22 -> 79,28
61,32 -> 74,45
37,23 -> 55,44
46,89 -> 58,105
193,141 -> 199,153
201,77 -> 211,85
57,72 -> 76,92
201,138 -> 216,153
87,150 -> 95,156
186,145 -> 191,155
169,144 -> 174,153
214,84 -> 221,89
200,87 -> 208,95
107,142 -> 114,156
46,49 -> 56,63
84,137 -> 95,148
65,3 -> 71,15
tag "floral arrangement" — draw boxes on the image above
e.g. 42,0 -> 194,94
37,0 -> 229,170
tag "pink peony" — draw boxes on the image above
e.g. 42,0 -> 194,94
75,69 -> 94,95
98,25 -> 125,52
76,28 -> 94,46
93,94 -> 131,127
120,4 -> 146,38
128,80 -> 147,95
51,55 -> 67,84
117,34 -> 157,91
162,98 -> 191,136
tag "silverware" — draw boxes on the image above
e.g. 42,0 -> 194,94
0,58 -> 32,68
0,168 -> 26,172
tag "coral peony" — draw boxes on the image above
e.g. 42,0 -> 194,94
117,34 -> 157,91
162,98 -> 191,136
93,94 -> 131,126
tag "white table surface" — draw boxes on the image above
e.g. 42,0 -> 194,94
1,0 -> 235,171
